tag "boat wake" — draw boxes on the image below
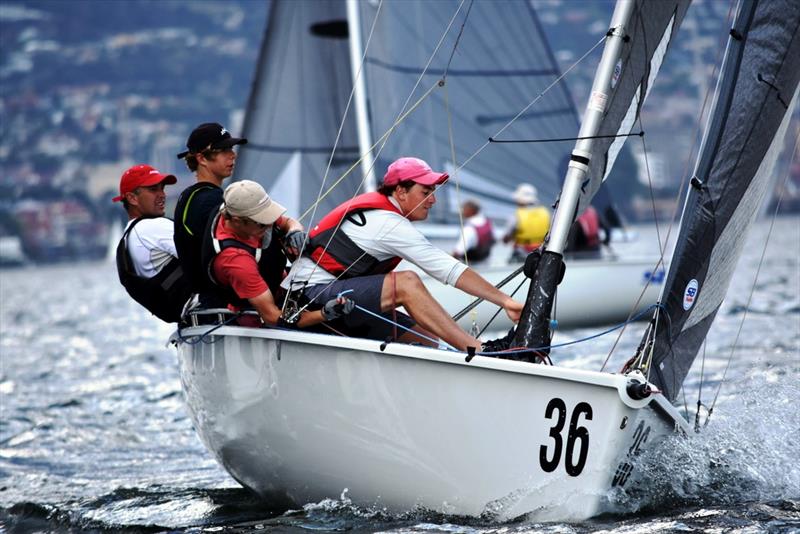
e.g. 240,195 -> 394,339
607,373 -> 800,516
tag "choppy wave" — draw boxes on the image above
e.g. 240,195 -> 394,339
1,218 -> 798,532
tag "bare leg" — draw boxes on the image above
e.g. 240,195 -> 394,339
380,271 -> 480,351
397,326 -> 438,347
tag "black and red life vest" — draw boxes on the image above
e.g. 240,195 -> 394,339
464,217 -> 495,262
306,192 -> 404,278
173,182 -> 223,294
116,217 -> 193,323
200,212 -> 287,309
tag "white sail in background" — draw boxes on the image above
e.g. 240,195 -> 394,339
236,0 -> 602,225
234,0 -> 361,222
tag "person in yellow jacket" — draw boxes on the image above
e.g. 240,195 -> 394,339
503,183 -> 550,262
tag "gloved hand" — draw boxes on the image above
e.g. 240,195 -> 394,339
284,230 -> 307,259
321,296 -> 355,321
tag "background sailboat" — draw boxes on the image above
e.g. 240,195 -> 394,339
234,0 -> 663,330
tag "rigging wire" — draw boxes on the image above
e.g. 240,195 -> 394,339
488,131 -> 644,144
438,3 -> 482,329
476,277 -> 527,338
284,1 -> 475,321
454,34 -> 606,175
280,0 -> 386,315
484,303 -> 666,355
600,116 -> 664,373
442,0 -> 475,79
694,338 -> 708,431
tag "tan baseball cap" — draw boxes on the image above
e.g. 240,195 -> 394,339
223,180 -> 286,225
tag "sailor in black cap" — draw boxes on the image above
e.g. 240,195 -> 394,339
173,122 -> 249,299
173,122 -> 306,310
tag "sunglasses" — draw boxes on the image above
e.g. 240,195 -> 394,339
237,216 -> 270,230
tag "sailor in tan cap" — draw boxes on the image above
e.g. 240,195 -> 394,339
202,180 -> 352,327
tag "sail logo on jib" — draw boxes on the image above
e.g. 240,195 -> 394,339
683,279 -> 699,310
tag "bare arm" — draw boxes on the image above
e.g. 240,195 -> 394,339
248,289 -> 326,327
454,268 -> 523,322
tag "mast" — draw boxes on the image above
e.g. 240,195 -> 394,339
346,0 -> 377,192
514,0 -> 636,349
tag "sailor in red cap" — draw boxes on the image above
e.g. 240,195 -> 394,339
113,164 -> 192,323
283,157 -> 523,353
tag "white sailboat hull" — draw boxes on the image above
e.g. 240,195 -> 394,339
407,255 -> 664,332
175,326 -> 686,521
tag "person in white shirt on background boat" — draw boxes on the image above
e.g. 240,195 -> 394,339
451,198 -> 495,264
503,183 -> 551,262
114,164 -> 192,323
283,157 -> 523,353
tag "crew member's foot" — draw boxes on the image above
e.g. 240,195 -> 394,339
480,327 -> 516,353
480,327 -> 541,363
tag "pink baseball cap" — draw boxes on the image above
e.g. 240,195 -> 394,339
382,157 -> 449,187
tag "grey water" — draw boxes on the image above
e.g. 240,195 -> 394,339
1,218 -> 798,533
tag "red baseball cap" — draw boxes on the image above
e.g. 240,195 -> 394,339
382,157 -> 449,187
112,164 -> 177,202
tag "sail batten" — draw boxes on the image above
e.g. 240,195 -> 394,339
364,58 -> 561,77
648,0 -> 800,401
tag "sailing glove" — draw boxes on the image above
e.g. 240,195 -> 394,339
322,297 -> 355,321
285,231 -> 306,253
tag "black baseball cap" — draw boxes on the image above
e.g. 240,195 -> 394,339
176,122 -> 248,159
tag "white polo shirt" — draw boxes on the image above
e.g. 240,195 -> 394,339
124,217 -> 178,278
284,197 -> 467,289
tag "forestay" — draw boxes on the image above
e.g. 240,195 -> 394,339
646,0 -> 800,402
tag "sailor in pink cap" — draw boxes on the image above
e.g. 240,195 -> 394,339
283,157 -> 524,354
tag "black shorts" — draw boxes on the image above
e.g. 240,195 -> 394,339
304,274 -> 416,341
